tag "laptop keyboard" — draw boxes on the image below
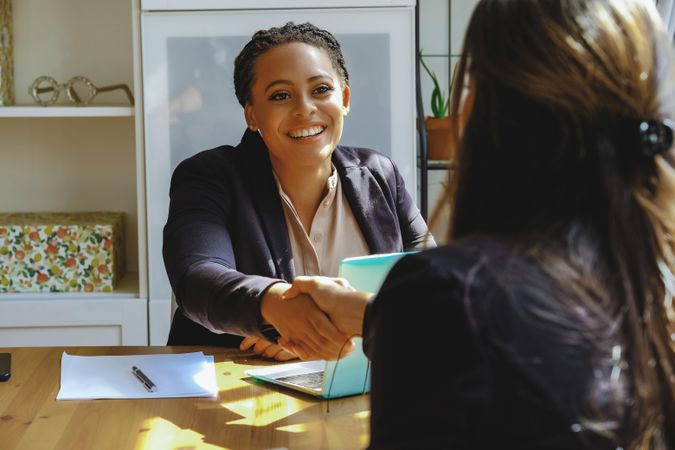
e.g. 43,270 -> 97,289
275,370 -> 325,391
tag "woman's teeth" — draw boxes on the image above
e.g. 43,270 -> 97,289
288,126 -> 325,138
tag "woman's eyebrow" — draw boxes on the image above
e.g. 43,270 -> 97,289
264,79 -> 292,92
307,74 -> 332,82
264,74 -> 334,93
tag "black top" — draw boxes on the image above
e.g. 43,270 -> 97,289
363,238 -> 620,450
163,129 -> 431,346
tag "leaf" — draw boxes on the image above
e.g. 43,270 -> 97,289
439,93 -> 449,117
419,51 -> 450,118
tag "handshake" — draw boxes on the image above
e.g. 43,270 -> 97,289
240,277 -> 373,361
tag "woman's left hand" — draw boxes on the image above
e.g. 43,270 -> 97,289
240,336 -> 298,361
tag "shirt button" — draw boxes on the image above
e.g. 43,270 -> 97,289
323,201 -> 330,208
313,234 -> 322,243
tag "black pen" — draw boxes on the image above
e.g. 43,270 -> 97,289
132,365 -> 157,392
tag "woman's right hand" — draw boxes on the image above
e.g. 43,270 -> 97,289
260,282 -> 353,360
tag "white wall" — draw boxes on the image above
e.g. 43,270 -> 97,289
657,0 -> 675,37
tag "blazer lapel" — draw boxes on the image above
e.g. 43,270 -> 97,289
333,148 -> 403,254
236,130 -> 295,281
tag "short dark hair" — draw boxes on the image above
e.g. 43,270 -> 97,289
233,22 -> 350,107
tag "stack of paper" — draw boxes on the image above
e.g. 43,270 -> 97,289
57,351 -> 218,400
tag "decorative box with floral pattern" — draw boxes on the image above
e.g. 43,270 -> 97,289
0,212 -> 125,293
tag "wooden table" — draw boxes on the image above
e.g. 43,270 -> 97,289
0,346 -> 370,450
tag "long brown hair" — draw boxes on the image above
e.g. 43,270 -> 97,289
434,0 -> 675,447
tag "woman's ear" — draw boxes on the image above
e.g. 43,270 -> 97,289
244,104 -> 258,131
342,85 -> 351,116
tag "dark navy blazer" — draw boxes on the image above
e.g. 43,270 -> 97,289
163,129 -> 431,346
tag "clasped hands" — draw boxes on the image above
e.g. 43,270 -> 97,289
240,277 -> 372,361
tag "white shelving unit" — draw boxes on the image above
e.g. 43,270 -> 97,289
0,0 -> 148,346
0,106 -> 134,118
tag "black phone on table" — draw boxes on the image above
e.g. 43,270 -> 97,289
0,353 -> 10,381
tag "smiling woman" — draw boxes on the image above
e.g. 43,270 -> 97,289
243,42 -> 350,217
162,22 -> 434,361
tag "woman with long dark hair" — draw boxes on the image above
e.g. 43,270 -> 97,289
283,1 -> 675,447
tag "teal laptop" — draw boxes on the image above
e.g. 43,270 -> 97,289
245,252 -> 408,399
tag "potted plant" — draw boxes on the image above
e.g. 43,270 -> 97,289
419,51 -> 455,160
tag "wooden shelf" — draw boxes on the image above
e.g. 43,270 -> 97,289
0,106 -> 134,118
0,273 -> 139,301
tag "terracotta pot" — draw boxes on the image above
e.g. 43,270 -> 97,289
425,116 -> 456,161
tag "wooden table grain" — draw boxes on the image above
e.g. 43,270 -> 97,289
0,346 -> 370,450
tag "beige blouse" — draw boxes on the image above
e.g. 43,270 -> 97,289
273,167 -> 370,277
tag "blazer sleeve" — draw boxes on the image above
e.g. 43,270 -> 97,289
391,159 -> 436,250
162,154 -> 281,338
362,251 -> 491,449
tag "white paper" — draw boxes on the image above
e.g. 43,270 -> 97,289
57,351 -> 218,400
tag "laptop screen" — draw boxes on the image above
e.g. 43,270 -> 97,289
337,252 -> 411,293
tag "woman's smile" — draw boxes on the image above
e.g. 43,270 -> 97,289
287,125 -> 327,140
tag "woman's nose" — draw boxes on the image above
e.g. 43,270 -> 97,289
292,94 -> 317,117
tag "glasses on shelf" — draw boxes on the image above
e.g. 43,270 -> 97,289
28,75 -> 135,106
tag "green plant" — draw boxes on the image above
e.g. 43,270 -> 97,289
419,50 -> 449,118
